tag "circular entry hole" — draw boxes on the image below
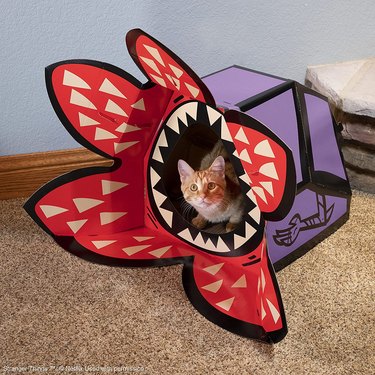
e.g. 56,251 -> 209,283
163,123 -> 243,234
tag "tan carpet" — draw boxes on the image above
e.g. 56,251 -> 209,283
1,190 -> 374,375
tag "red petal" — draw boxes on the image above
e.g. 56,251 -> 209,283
127,29 -> 215,105
224,110 -> 295,221
34,167 -> 141,236
47,61 -> 169,159
184,238 -> 286,341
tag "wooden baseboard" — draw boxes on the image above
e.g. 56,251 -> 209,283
0,148 -> 113,200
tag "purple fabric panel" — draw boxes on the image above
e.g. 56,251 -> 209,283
202,67 -> 285,107
304,94 -> 347,179
266,189 -> 348,264
247,90 -> 303,183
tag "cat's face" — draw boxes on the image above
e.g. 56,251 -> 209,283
178,156 -> 226,211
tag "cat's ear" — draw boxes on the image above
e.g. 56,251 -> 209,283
209,156 -> 225,176
178,159 -> 194,182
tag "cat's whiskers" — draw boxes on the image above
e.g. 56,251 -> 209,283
180,199 -> 195,219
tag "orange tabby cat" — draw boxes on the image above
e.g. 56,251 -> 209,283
178,141 -> 244,232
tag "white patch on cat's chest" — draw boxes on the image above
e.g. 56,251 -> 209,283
196,204 -> 230,223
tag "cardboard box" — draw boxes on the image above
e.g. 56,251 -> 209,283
203,66 -> 351,270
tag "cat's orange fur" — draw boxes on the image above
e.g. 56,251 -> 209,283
178,141 -> 244,232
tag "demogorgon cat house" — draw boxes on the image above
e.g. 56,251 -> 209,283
24,29 -> 351,343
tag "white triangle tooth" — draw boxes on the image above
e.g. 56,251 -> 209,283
166,102 -> 197,130
70,89 -> 96,109
40,205 -> 68,218
204,238 -> 217,251
252,186 -> 268,203
178,228 -> 194,242
207,106 -> 222,125
73,198 -> 104,213
149,74 -> 167,88
149,245 -> 172,258
257,276 -> 261,294
254,139 -> 275,158
239,149 -> 252,164
101,180 -> 128,195
234,127 -> 249,144
144,44 -> 165,66
159,208 -> 173,227
131,98 -> 145,111
231,274 -> 247,288
193,232 -> 206,247
136,236 -> 155,243
221,119 -> 233,142
152,146 -> 164,163
150,168 -> 161,188
234,233 -> 247,249
66,219 -> 87,233
216,236 -> 231,252
185,101 -> 198,121
114,141 -> 139,154
63,70 -> 91,89
245,222 -> 256,239
91,240 -> 117,249
140,56 -> 162,75
157,129 -> 168,147
166,111 -> 181,133
94,128 -> 117,141
100,212 -> 127,225
99,78 -> 126,98
115,123 -> 141,133
122,245 -> 150,256
78,112 -> 99,127
177,112 -> 188,126
259,162 -> 279,180
203,262 -> 224,275
233,223 -> 255,249
169,64 -> 183,78
202,279 -> 223,293
105,99 -> 128,117
266,298 -> 280,324
239,172 -> 252,185
247,189 -> 258,205
153,189 -> 167,207
185,82 -> 200,98
259,181 -> 274,197
249,206 -> 261,224
216,297 -> 235,311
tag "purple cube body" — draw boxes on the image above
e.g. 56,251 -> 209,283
203,66 -> 351,270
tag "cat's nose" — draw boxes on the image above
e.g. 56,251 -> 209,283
197,196 -> 205,204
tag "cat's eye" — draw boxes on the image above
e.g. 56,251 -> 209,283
208,182 -> 216,190
190,184 -> 198,191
